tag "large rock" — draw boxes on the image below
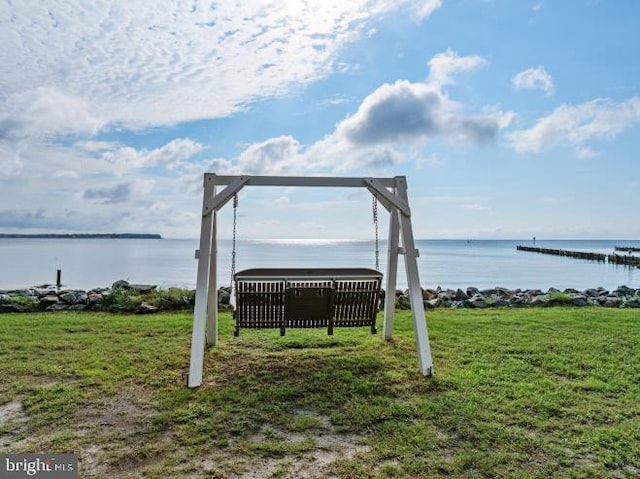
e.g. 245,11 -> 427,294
615,285 -> 635,297
453,288 -> 469,301
40,294 -> 60,307
130,284 -> 157,294
467,294 -> 487,308
46,303 -> 69,311
59,290 -> 87,305
87,291 -> 103,304
466,287 -> 480,297
0,303 -> 25,313
622,299 -> 640,309
136,302 -> 158,314
584,288 -> 601,298
111,280 -> 157,294
603,298 -> 622,308
571,295 -> 588,307
531,295 -> 550,307
422,288 -> 437,301
112,280 -> 131,290
491,298 -> 510,307
396,294 -> 411,310
425,298 -> 442,309
218,288 -> 231,305
526,289 -> 544,296
509,296 -> 527,308
495,287 -> 513,298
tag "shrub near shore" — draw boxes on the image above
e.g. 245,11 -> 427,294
1,280 -> 639,314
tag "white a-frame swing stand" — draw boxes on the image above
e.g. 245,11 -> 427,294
187,174 -> 433,388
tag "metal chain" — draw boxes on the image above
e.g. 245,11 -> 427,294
230,193 -> 238,287
372,194 -> 380,271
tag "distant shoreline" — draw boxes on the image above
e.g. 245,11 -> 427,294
0,233 -> 162,239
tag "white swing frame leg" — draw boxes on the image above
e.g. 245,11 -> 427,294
188,176 -> 215,388
397,178 -> 433,376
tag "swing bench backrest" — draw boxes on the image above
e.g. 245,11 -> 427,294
233,268 -> 382,336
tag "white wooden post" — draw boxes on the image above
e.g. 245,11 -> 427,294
205,209 -> 218,346
189,175 -> 216,387
383,204 -> 400,339
396,177 -> 433,376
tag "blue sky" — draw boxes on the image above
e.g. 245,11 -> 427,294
1,0 -> 639,239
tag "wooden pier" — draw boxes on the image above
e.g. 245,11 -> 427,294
516,245 -> 640,267
516,245 -> 606,262
608,253 -> 640,267
614,246 -> 640,253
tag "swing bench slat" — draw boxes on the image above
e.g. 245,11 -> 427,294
233,268 -> 382,337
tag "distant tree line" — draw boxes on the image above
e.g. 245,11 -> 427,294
0,233 -> 162,239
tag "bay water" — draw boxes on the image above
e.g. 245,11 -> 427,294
0,238 -> 638,291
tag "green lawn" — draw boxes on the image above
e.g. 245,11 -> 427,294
0,308 -> 639,478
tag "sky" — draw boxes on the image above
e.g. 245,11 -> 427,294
1,0 -> 639,240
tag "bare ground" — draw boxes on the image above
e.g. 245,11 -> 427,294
1,388 -> 371,479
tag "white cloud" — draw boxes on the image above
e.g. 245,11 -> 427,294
82,182 -> 135,205
0,0 -> 422,131
53,171 -> 81,179
576,147 -> 599,159
100,138 -> 203,175
0,140 -> 24,177
336,79 -> 511,148
200,50 -> 512,175
461,203 -> 488,211
427,49 -> 486,87
512,66 -> 555,96
82,179 -> 155,205
417,154 -> 445,168
508,97 -> 640,154
236,136 -> 303,175
1,87 -> 106,139
412,0 -> 443,22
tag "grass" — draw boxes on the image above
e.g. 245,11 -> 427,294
0,308 -> 639,478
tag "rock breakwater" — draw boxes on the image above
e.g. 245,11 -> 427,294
1,281 -> 640,314
409,285 -> 640,310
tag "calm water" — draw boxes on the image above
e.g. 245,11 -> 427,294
0,238 -> 638,291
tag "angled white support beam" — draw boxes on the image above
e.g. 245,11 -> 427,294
189,177 -> 216,387
203,176 -> 250,217
363,177 -> 411,216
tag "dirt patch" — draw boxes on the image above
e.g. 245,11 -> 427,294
72,388 -> 161,478
0,399 -> 30,450
1,391 -> 371,478
234,410 -> 370,479
0,399 -> 24,426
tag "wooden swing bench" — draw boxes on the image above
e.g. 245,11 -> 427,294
233,268 -> 382,337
